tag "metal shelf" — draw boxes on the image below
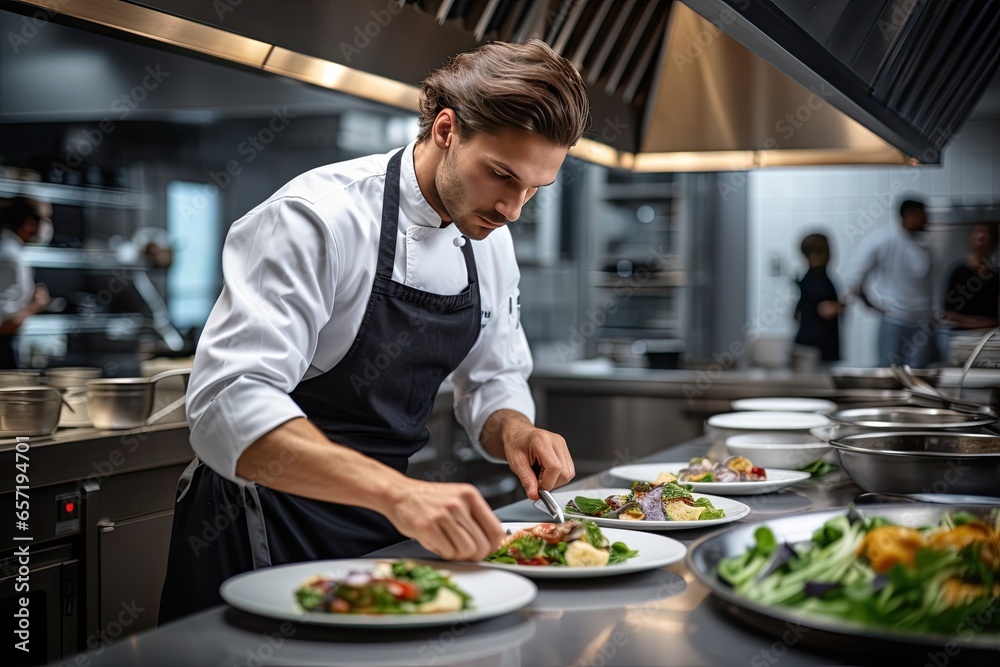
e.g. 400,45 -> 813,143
0,177 -> 152,209
22,247 -> 149,271
590,270 -> 686,288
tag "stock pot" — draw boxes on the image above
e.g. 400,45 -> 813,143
87,368 -> 191,430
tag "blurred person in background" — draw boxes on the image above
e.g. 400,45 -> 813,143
792,232 -> 841,370
846,198 -> 935,367
938,222 -> 999,363
0,196 -> 52,368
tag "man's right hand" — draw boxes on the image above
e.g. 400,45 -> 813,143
380,479 -> 506,562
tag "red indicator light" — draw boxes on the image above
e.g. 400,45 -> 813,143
65,502 -> 75,513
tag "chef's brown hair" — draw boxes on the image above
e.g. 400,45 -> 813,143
417,39 -> 590,148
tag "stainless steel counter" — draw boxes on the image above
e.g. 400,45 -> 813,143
47,436 -> 937,667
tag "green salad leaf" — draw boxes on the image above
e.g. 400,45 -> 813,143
693,497 -> 725,520
797,459 -> 837,477
609,541 -> 640,564
570,495 -> 614,516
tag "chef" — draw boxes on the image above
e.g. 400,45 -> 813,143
159,38 -> 589,620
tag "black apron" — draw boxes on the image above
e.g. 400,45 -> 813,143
158,149 -> 482,623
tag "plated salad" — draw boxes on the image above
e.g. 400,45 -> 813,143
568,481 -> 726,522
486,519 -> 638,567
717,512 -> 1000,635
659,456 -> 766,483
295,560 -> 472,615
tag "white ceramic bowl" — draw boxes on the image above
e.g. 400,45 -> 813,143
724,433 -> 835,469
730,398 -> 837,414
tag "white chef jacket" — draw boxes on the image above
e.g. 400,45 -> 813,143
187,141 -> 535,484
0,229 -> 34,319
846,223 -> 933,323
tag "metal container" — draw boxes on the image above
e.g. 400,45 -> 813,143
829,367 -> 940,390
0,386 -> 63,436
0,370 -> 44,388
828,406 -> 996,429
87,368 -> 190,430
687,504 -> 1000,653
45,367 -> 103,389
829,431 -> 1000,496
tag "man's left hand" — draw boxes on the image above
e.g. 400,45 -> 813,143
483,410 -> 575,501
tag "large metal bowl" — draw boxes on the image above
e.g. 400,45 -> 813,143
828,406 -> 997,429
0,386 -> 63,437
687,504 -> 1000,654
829,431 -> 1000,496
829,366 -> 940,390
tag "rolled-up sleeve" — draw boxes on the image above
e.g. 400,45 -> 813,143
451,259 -> 534,464
187,197 -> 339,484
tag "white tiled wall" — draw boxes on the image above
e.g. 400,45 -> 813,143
747,120 -> 1000,367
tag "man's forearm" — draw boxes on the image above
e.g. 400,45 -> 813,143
234,417 -> 412,516
479,409 -> 533,460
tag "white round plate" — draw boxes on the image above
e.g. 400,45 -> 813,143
533,488 -> 751,530
480,522 -> 687,578
219,559 -> 536,627
606,463 -> 811,496
730,397 -> 837,413
707,411 -> 830,430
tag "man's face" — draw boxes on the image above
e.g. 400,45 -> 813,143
435,127 -> 567,241
902,207 -> 927,233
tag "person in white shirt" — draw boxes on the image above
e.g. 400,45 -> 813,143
0,196 -> 52,368
847,198 -> 935,367
159,39 -> 588,621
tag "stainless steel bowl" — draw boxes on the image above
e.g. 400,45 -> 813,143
87,368 -> 190,430
829,367 -> 940,390
830,431 -> 1000,496
0,370 -> 44,388
0,386 -> 63,436
45,366 -> 103,389
828,406 -> 996,429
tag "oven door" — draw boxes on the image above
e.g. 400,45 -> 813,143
1,544 -> 78,667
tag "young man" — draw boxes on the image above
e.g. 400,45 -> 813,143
847,198 -> 935,367
159,39 -> 589,621
793,233 -> 841,367
0,196 -> 52,368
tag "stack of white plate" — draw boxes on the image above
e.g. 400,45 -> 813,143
706,411 -> 835,469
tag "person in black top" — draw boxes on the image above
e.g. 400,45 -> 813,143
941,223 -> 999,330
793,233 -> 841,365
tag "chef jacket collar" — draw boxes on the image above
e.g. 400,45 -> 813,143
400,140 -> 449,229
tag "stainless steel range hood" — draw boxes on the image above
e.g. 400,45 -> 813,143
8,0 -> 998,171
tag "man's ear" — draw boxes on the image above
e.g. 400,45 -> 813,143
432,109 -> 458,149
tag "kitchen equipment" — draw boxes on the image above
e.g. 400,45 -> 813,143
686,504 -> 1000,653
86,368 -> 190,430
705,411 -> 831,450
829,366 -> 940,390
0,370 -> 43,388
730,397 -> 837,413
891,363 -> 995,414
47,367 -> 103,428
45,366 -> 103,389
537,489 -> 565,524
724,433 -> 834,469
829,431 -> 1000,496
828,406 -> 996,430
0,386 -> 64,436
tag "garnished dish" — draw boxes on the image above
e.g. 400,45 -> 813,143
717,512 -> 1000,635
665,456 -> 766,483
608,461 -> 811,496
569,481 -> 726,522
486,519 -> 638,567
295,560 -> 472,615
